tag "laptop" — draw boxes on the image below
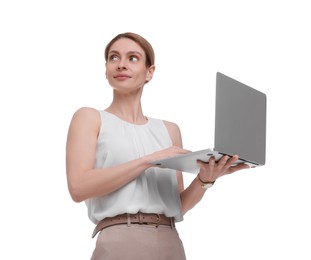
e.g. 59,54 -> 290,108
151,72 -> 267,174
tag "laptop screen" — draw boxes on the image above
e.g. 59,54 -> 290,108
214,72 -> 267,166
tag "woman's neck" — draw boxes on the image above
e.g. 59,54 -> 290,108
105,90 -> 147,124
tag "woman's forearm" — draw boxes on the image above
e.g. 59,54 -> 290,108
67,156 -> 151,203
180,176 -> 207,215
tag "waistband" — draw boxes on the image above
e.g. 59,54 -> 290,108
92,212 -> 175,238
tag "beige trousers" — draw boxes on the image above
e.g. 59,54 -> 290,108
90,224 -> 186,260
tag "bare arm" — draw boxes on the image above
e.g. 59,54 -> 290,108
164,121 -> 206,214
164,121 -> 250,215
66,108 -> 189,202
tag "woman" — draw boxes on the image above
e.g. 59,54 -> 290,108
66,32 -> 249,259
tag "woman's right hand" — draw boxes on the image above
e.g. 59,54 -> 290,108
146,146 -> 191,166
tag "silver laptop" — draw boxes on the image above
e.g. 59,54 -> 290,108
151,72 -> 267,173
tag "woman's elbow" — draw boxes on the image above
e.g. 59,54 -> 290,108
68,183 -> 85,203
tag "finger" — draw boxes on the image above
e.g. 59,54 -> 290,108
171,146 -> 191,155
228,163 -> 250,173
197,159 -> 209,165
217,155 -> 230,167
225,155 -> 239,167
235,163 -> 250,170
208,156 -> 216,167
176,148 -> 192,153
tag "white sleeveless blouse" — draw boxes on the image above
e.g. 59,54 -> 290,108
85,111 -> 183,224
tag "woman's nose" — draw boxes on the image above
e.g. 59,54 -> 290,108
117,59 -> 127,70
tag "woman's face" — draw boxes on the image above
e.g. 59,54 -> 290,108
105,37 -> 155,92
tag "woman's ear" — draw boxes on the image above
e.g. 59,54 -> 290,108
145,65 -> 155,83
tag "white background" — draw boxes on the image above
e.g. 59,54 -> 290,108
1,0 -> 310,259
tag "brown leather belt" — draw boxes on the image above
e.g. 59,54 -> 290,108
92,212 -> 175,238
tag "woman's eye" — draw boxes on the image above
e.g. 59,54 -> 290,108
109,55 -> 119,61
129,56 -> 138,62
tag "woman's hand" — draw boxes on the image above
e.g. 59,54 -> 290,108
196,155 -> 250,183
147,146 -> 191,165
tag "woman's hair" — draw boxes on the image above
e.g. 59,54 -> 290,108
105,32 -> 155,68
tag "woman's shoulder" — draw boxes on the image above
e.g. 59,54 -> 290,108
74,106 -> 99,115
161,119 -> 182,146
70,107 -> 101,125
162,119 -> 180,132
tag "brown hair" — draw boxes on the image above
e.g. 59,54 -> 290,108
104,32 -> 155,68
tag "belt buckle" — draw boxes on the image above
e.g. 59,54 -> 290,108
147,213 -> 160,227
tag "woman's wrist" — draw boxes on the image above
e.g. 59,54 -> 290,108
196,174 -> 215,190
141,153 -> 163,169
197,174 -> 215,184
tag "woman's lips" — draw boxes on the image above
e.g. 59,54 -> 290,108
114,74 -> 131,80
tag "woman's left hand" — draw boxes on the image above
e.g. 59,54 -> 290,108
196,155 -> 250,183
